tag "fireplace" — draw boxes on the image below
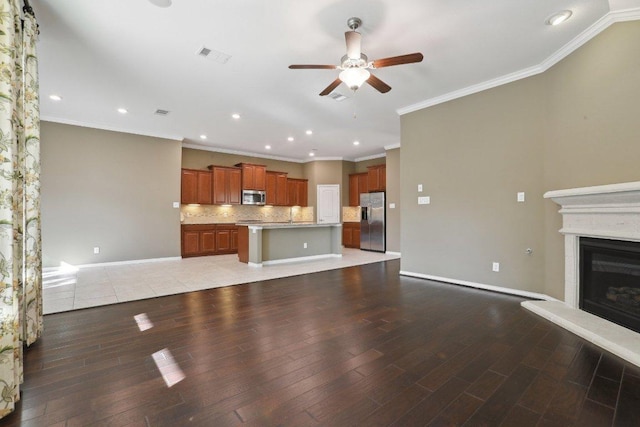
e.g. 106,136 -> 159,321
580,237 -> 640,333
520,181 -> 640,367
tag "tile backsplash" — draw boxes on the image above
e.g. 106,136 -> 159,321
181,205 -> 314,224
342,206 -> 360,223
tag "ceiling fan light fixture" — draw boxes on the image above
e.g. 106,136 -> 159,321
339,68 -> 370,91
545,10 -> 572,26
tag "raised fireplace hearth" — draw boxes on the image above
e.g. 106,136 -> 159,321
522,181 -> 640,367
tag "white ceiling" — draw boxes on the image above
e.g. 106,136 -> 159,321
34,0 -> 639,162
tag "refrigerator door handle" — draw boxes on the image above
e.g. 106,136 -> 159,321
361,207 -> 367,221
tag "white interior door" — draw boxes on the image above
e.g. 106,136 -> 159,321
317,185 -> 340,224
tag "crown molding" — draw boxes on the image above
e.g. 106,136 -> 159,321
384,143 -> 401,151
397,9 -> 640,116
354,152 -> 386,162
182,143 -> 306,163
40,116 -> 183,141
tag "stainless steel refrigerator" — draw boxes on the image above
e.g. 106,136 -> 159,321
360,192 -> 385,252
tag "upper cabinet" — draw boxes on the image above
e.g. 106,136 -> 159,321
287,178 -> 308,207
266,171 -> 289,206
181,169 -> 212,204
367,164 -> 386,192
235,163 -> 267,191
211,166 -> 242,205
348,172 -> 368,206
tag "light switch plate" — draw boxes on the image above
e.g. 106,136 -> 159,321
418,196 -> 430,205
517,192 -> 525,202
389,203 -> 396,209
492,262 -> 500,272
172,201 -> 180,208
418,184 -> 423,192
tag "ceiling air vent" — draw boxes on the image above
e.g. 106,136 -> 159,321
196,46 -> 232,64
329,92 -> 348,102
154,109 -> 170,116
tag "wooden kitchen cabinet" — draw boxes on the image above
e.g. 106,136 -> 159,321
348,172 -> 368,206
215,225 -> 239,254
287,178 -> 308,207
342,222 -> 361,248
181,224 -> 217,257
235,163 -> 267,191
211,166 -> 242,205
266,171 -> 289,206
181,169 -> 212,204
181,224 -> 239,257
367,164 -> 386,192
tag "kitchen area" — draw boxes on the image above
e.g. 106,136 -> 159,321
180,147 -> 388,264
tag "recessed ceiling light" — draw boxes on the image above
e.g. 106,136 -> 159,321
117,108 -> 128,114
265,145 -> 271,150
545,10 -> 572,26
309,152 -> 315,157
306,130 -> 313,135
49,94 -> 62,101
148,0 -> 172,7
232,113 -> 240,119
353,141 -> 360,146
287,137 -> 294,142
200,134 -> 207,140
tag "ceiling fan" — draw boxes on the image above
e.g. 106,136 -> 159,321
289,17 -> 423,96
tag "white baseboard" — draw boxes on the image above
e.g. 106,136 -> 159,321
44,256 -> 182,271
399,270 -> 558,301
385,251 -> 401,256
262,253 -> 342,266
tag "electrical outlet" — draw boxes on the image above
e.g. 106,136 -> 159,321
492,262 -> 500,272
303,242 -> 307,249
93,247 -> 100,254
389,203 -> 396,209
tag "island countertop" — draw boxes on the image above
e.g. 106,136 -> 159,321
236,222 -> 342,265
236,221 -> 341,229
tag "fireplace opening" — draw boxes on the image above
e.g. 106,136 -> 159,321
580,237 -> 640,333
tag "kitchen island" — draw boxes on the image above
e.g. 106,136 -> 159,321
237,222 -> 342,266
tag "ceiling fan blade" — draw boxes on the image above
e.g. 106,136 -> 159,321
289,64 -> 337,70
345,31 -> 362,59
366,74 -> 391,93
372,52 -> 424,68
319,78 -> 342,96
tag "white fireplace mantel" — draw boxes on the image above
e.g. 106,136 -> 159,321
522,181 -> 640,367
544,181 -> 640,308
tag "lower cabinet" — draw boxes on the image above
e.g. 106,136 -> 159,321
342,222 -> 361,248
181,224 -> 239,257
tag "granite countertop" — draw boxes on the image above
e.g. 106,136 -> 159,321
236,221 -> 341,229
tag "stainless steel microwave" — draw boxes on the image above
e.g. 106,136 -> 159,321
242,190 -> 266,205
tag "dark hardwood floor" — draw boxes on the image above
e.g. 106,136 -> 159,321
5,259 -> 640,426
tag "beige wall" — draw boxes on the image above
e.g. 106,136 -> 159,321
304,160 -> 344,217
41,122 -> 182,267
182,147 -> 305,178
385,148 -> 401,253
541,20 -> 640,297
354,156 -> 386,173
400,21 -> 640,299
342,160 -> 356,207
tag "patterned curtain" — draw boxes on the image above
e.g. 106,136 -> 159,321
0,0 -> 42,419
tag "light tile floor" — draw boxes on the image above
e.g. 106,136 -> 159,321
43,249 -> 400,315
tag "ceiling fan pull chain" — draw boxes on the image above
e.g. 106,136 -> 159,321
353,91 -> 358,119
